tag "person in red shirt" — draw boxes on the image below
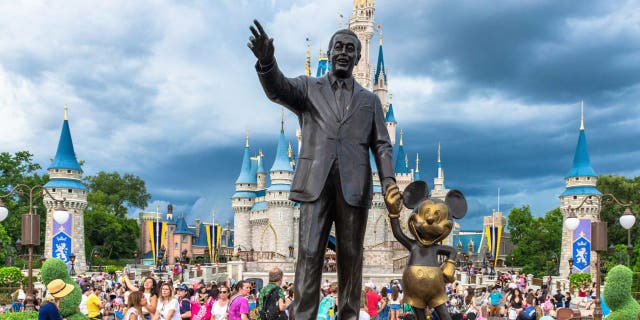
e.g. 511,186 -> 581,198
365,283 -> 383,320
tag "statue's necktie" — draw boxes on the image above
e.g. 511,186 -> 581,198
335,80 -> 349,118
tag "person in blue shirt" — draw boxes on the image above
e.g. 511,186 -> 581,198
488,286 -> 504,318
10,299 -> 23,312
39,279 -> 75,320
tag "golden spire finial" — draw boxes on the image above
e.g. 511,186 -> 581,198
438,143 -> 441,163
245,128 -> 250,147
281,108 -> 285,132
64,104 -> 69,120
259,148 -> 264,157
399,129 -> 403,146
287,142 -> 293,158
405,154 -> 409,168
415,153 -> 420,172
305,37 -> 311,76
580,100 -> 585,130
389,92 -> 393,104
378,24 -> 383,46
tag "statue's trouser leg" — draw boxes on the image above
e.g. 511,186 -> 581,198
434,304 -> 452,320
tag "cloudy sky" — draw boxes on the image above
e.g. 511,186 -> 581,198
1,0 -> 639,230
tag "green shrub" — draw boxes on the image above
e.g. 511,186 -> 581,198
106,265 -> 121,274
0,267 -> 23,285
40,258 -> 70,284
67,312 -> 90,320
0,311 -> 38,319
632,272 -> 640,293
569,272 -> 591,289
603,265 -> 640,320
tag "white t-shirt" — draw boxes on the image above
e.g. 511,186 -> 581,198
211,300 -> 229,320
359,309 -> 371,320
157,298 -> 181,320
79,294 -> 89,315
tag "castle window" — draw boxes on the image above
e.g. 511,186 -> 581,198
67,170 -> 71,173
52,188 -> 56,193
573,196 -> 577,200
68,189 -> 73,193
587,177 -> 591,180
175,242 -> 178,249
182,235 -> 187,243
575,177 -> 579,181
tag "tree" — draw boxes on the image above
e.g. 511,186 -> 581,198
0,151 -> 48,251
597,175 -> 640,269
83,171 -> 149,259
507,205 -> 563,276
84,171 -> 151,218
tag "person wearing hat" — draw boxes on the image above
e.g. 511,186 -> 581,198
176,284 -> 191,319
364,282 -> 382,320
38,279 -> 75,320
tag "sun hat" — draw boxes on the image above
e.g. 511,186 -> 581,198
47,279 -> 75,298
177,284 -> 189,291
364,282 -> 375,289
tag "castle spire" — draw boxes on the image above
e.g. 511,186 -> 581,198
395,129 -> 408,174
281,109 -> 285,132
235,132 -> 255,184
64,104 -> 68,120
48,106 -> 82,171
271,116 -> 293,172
566,102 -> 596,178
374,24 -> 386,86
414,153 -> 421,181
399,129 -> 403,146
245,129 -> 250,147
580,99 -> 584,130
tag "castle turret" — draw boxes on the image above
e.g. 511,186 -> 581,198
43,107 -> 88,273
394,130 -> 412,191
349,0 -> 375,89
431,143 -> 449,201
414,154 -> 421,181
559,102 -> 601,279
232,131 -> 256,251
257,150 -> 266,190
373,26 -> 388,111
385,94 -> 397,146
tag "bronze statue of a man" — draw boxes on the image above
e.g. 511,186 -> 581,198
248,20 -> 400,319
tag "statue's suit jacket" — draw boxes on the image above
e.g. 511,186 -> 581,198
257,61 -> 395,207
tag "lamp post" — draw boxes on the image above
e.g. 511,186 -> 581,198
0,185 -> 70,312
69,252 -> 76,276
133,250 -> 139,269
568,258 -> 573,277
91,248 -> 100,272
617,205 -> 635,267
550,252 -> 558,276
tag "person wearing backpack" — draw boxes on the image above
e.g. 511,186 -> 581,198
258,268 -> 286,320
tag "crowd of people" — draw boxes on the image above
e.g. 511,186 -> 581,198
0,267 -> 595,320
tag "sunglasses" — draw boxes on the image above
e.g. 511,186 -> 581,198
219,291 -> 229,293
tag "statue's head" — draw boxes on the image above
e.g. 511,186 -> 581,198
327,29 -> 361,79
402,181 -> 467,246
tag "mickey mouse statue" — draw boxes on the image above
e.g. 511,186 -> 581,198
385,181 -> 467,320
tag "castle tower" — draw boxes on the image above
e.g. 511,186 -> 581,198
431,143 -> 448,201
349,0 -> 375,89
394,130 -> 412,191
373,26 -> 388,111
232,131 -> 256,250
257,150 -> 266,190
43,107 -> 88,273
414,154 -> 421,181
265,114 -> 295,255
385,95 -> 397,146
559,103 -> 601,279
483,211 -> 507,264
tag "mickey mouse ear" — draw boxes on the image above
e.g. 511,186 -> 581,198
446,190 -> 467,219
402,181 -> 430,209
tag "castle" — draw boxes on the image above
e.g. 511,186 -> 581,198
232,0 -> 454,274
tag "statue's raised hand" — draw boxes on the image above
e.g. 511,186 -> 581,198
248,19 -> 274,65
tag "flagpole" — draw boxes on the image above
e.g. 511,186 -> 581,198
156,204 -> 160,268
212,209 -> 216,264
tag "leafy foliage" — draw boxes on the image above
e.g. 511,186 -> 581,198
0,311 -> 38,319
569,272 -> 591,289
0,267 -> 23,284
507,206 -> 563,276
84,171 -> 151,218
602,265 -> 640,320
83,171 -> 147,260
597,175 -> 640,269
0,151 -> 48,252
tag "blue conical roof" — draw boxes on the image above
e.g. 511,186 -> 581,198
235,142 -> 255,184
49,120 -> 82,171
385,104 -> 396,123
270,128 -> 293,172
395,144 -> 409,174
316,58 -> 329,78
194,223 -> 209,247
566,129 -> 597,178
257,153 -> 265,173
374,42 -> 386,85
174,215 -> 195,235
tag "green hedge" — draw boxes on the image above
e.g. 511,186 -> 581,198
603,265 -> 640,320
633,272 -> 640,293
0,267 -> 23,285
0,311 -> 38,320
